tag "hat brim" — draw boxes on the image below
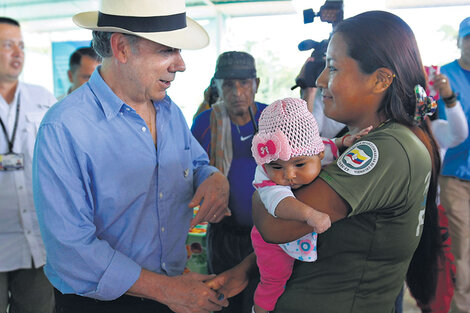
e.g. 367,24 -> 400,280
460,28 -> 470,39
214,69 -> 257,79
73,11 -> 209,50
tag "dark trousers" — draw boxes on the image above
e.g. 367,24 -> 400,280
207,219 -> 260,313
0,267 -> 54,313
54,289 -> 172,313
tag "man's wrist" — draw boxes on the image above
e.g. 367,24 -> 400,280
443,92 -> 457,107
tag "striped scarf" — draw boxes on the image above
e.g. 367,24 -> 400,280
209,101 -> 233,176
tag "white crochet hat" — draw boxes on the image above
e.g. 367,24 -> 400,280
252,98 -> 324,165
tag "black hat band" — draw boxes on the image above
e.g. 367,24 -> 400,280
214,69 -> 256,79
97,12 -> 187,33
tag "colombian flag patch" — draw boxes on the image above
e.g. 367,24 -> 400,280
338,141 -> 378,175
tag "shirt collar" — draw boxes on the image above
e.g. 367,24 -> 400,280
88,66 -> 173,120
88,66 -> 127,121
155,94 -> 172,114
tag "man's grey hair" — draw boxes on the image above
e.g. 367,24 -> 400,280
92,31 -> 142,58
214,78 -> 258,98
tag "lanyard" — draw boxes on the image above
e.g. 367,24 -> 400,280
0,93 -> 21,153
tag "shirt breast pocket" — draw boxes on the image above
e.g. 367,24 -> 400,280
24,112 -> 44,133
172,146 -> 193,200
179,146 -> 193,181
21,112 -> 44,156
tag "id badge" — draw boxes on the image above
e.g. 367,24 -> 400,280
0,153 -> 25,171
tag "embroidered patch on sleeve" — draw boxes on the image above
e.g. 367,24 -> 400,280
337,141 -> 379,175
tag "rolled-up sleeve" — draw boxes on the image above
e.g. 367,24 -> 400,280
33,123 -> 141,300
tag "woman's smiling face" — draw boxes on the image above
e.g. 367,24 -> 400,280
316,33 -> 380,130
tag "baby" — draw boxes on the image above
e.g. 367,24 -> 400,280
250,98 -> 369,313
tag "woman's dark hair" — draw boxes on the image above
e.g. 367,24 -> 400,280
333,11 -> 442,305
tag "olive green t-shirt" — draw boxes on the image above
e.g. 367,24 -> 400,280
274,122 -> 432,313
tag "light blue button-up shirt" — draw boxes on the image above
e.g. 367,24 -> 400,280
32,68 -> 217,300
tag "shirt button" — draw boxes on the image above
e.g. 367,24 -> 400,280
23,209 -> 26,213
159,192 -> 163,199
126,108 -> 130,111
18,186 -> 23,190
141,127 -> 146,132
161,227 -> 165,232
27,230 -> 31,234
120,112 -> 123,116
162,262 -> 166,268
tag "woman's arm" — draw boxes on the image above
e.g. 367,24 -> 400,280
253,177 -> 349,244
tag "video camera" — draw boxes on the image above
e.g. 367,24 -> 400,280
293,0 -> 344,89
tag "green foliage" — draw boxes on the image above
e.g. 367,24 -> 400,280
437,24 -> 458,42
242,40 -> 301,104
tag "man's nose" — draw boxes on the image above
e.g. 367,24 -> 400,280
12,43 -> 23,57
231,81 -> 244,96
171,51 -> 186,72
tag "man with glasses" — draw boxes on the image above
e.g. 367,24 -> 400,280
0,16 -> 56,313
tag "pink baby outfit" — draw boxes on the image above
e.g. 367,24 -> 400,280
250,98 -> 329,311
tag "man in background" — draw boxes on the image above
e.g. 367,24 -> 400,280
58,46 -> 101,100
192,51 -> 267,313
438,16 -> 470,313
0,16 -> 56,313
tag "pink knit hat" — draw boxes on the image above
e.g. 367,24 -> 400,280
252,98 -> 324,165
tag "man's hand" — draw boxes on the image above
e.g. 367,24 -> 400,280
189,172 -> 230,228
164,272 -> 228,313
128,270 -> 228,313
205,253 -> 256,300
432,73 -> 453,98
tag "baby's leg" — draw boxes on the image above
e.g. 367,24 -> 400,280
251,227 -> 295,312
254,303 -> 269,313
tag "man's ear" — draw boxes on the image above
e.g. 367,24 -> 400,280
67,69 -> 73,83
318,150 -> 325,160
372,67 -> 395,94
110,33 -> 132,63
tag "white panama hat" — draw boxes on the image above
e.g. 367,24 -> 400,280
73,0 -> 209,50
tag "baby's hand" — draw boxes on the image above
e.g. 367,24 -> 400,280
305,209 -> 331,234
342,126 -> 373,147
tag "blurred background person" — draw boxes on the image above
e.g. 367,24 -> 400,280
193,76 -> 219,120
437,16 -> 470,313
0,16 -> 56,313
57,46 -> 101,100
192,51 -> 267,313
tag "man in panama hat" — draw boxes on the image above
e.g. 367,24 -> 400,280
33,0 -> 230,312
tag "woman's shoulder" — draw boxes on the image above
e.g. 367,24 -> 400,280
357,121 -> 431,173
367,122 -> 427,154
327,122 -> 429,181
